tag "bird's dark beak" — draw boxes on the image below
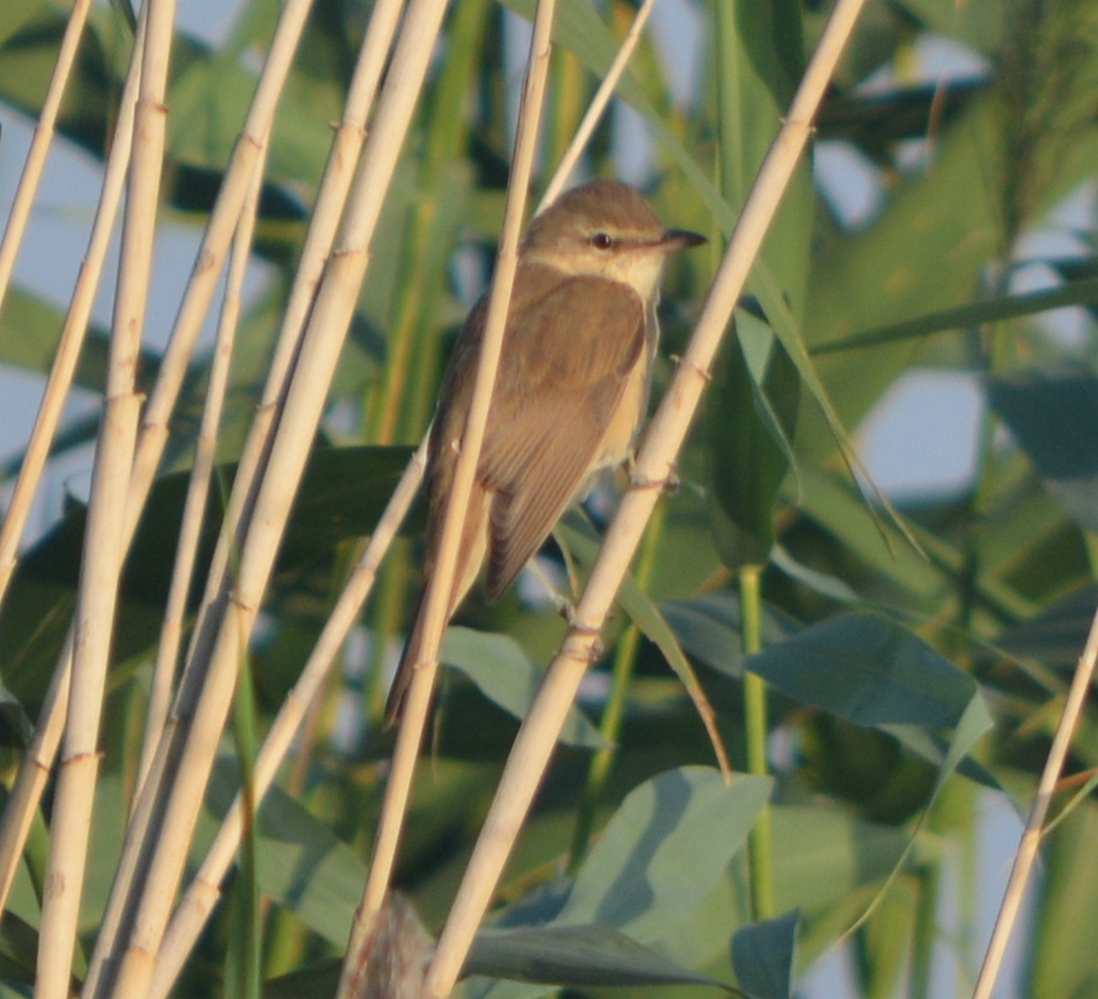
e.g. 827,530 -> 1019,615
661,228 -> 707,251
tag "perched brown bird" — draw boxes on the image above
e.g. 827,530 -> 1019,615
386,178 -> 705,722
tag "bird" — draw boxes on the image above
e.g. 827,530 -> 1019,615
385,178 -> 705,723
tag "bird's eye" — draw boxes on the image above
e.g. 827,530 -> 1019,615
591,232 -> 613,250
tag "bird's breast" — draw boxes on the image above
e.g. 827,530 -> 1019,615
593,312 -> 658,471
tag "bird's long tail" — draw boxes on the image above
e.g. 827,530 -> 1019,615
384,485 -> 490,725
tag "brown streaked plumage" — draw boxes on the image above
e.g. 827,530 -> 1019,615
386,178 -> 705,722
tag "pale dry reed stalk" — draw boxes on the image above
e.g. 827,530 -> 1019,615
0,634 -> 71,917
89,0 -> 451,994
153,0 -> 673,984
150,441 -> 427,999
135,139 -> 270,795
123,0 -> 318,528
0,0 -> 99,603
0,13 -> 144,917
139,0 -> 412,989
2,0 -> 319,932
336,0 -> 558,991
537,0 -> 657,211
421,0 -> 870,992
0,0 -> 93,317
33,0 -> 178,991
536,0 -> 736,782
73,0 -> 324,989
971,601 -> 1098,999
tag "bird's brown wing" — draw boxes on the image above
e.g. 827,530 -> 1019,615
478,271 -> 646,600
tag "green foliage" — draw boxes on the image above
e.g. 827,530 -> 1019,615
2,0 -> 1098,997
468,923 -> 721,990
988,368 -> 1098,533
731,910 -> 799,999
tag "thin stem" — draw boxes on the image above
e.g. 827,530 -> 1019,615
0,0 -> 100,606
910,861 -> 940,999
0,0 -> 93,326
227,654 -> 261,999
741,564 -> 773,922
0,635 -> 71,918
539,0 -> 657,210
741,566 -> 765,770
972,598 -> 1098,999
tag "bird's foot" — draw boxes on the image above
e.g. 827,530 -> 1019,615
562,608 -> 604,662
628,459 -> 680,495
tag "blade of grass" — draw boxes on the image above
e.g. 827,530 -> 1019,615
811,275 -> 1098,356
